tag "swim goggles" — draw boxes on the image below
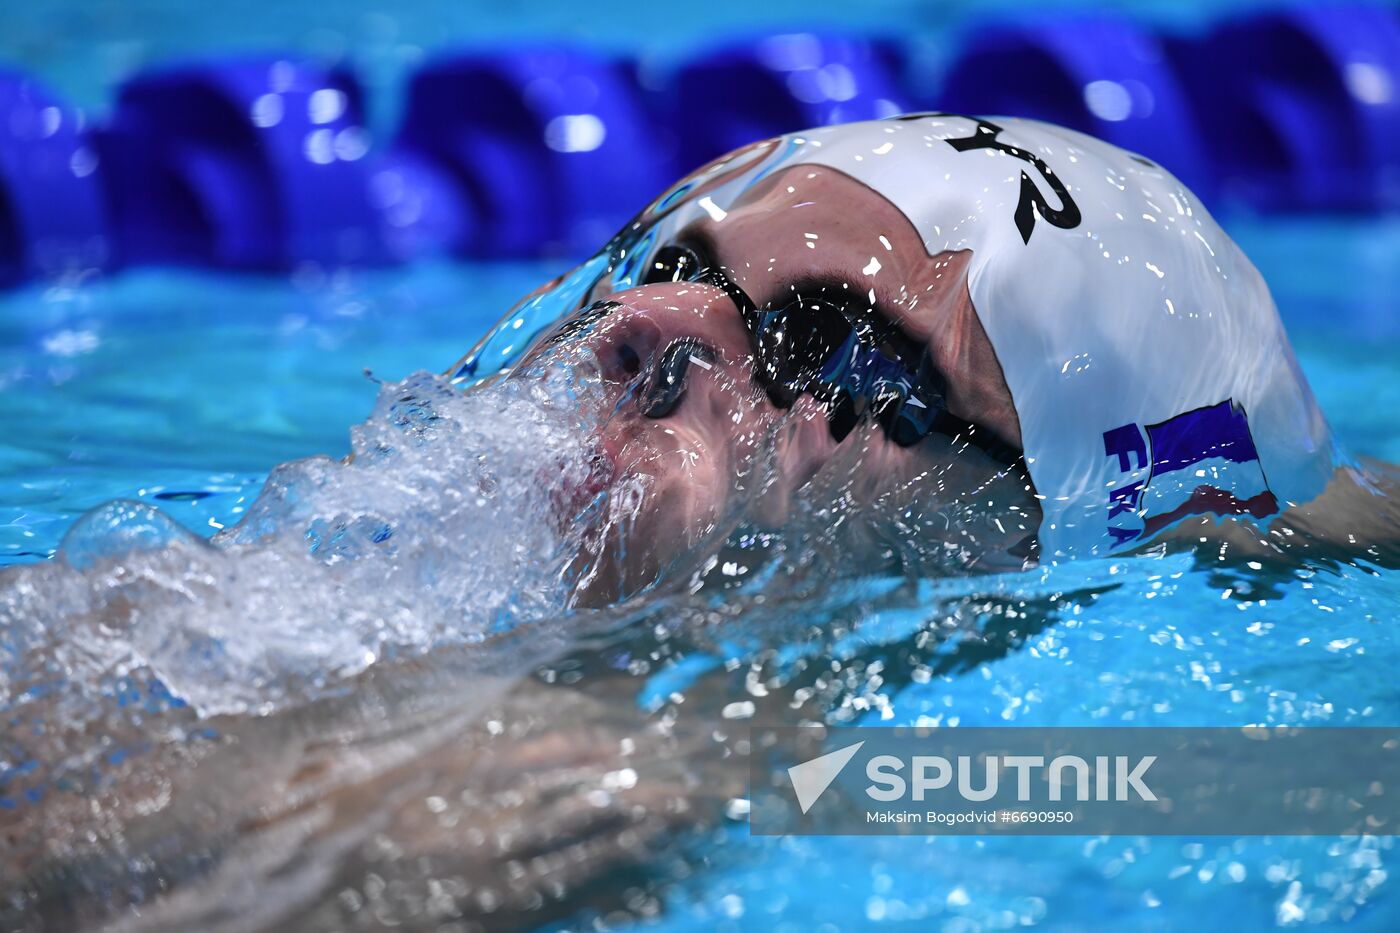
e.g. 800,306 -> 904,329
643,244 -> 950,449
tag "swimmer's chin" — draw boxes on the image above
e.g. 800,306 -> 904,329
554,410 -> 777,603
558,462 -> 736,608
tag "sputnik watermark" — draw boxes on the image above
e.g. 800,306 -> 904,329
787,741 -> 864,814
788,742 -> 1155,814
749,727 -> 1400,835
865,751 -> 1156,802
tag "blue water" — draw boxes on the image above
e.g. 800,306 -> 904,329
2,218 -> 1398,929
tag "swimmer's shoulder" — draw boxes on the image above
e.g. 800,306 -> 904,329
1155,460 -> 1400,570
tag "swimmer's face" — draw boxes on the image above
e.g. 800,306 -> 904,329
511,158 -> 1038,600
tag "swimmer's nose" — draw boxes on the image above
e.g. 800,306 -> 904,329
570,283 -> 746,418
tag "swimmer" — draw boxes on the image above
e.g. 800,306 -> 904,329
7,115 -> 1400,931
456,112 -> 1399,601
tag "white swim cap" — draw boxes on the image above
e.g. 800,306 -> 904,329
462,114 -> 1337,560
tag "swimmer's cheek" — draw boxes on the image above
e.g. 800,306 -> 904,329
750,397 -> 840,527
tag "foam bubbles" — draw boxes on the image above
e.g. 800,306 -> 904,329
1,361 -> 612,719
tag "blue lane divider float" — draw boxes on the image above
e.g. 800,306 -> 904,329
1167,4 -> 1400,212
0,71 -> 107,286
96,59 -> 385,268
937,15 -> 1210,198
659,32 -> 908,172
5,9 -> 1400,290
392,46 -> 668,258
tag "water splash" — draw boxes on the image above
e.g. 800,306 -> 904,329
1,360 -> 613,721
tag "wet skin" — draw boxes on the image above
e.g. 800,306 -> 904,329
510,164 -> 1045,600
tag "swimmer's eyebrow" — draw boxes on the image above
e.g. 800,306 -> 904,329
765,271 -> 913,344
672,220 -> 720,272
771,270 -> 879,306
678,221 -> 902,323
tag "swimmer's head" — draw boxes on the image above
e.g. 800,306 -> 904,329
458,115 -> 1335,596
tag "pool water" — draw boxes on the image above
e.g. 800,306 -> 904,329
0,260 -> 541,562
2,218 -> 1399,930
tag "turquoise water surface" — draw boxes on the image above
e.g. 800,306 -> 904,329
1,217 -> 1397,929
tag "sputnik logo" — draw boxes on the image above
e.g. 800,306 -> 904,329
787,741 -> 865,814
